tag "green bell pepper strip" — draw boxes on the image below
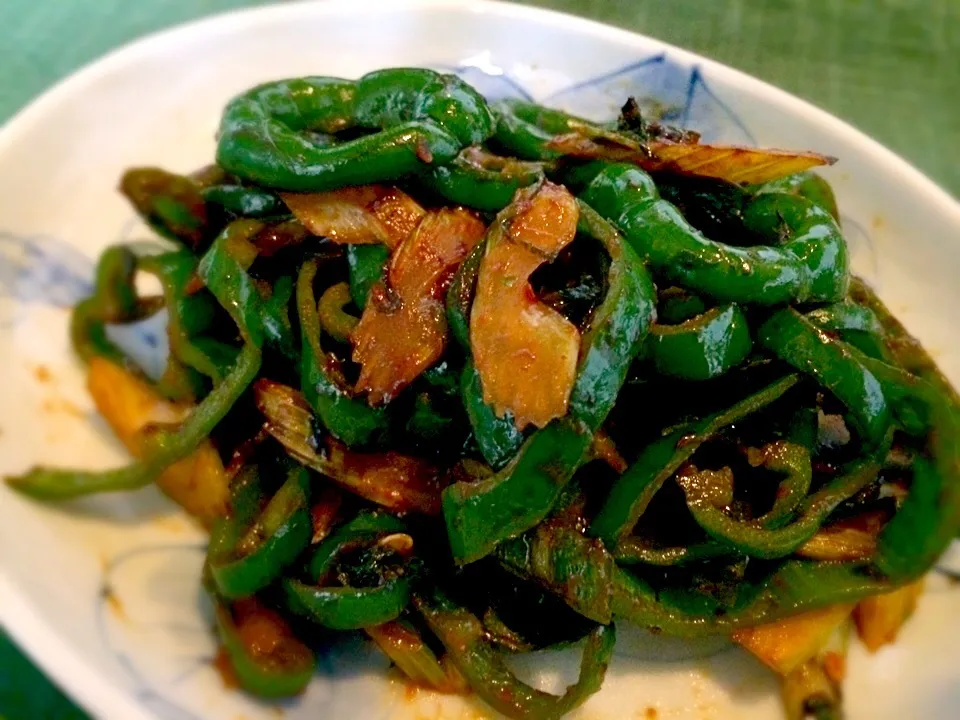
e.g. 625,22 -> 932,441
8,219 -> 271,498
805,300 -> 890,361
876,396 -> 960,582
283,511 -> 411,630
420,147 -> 546,212
137,250 -> 235,384
646,303 -> 752,381
201,184 -> 286,218
492,99 -> 608,161
447,239 -> 526,469
461,361 -> 525,470
212,599 -> 315,698
752,170 -> 840,221
346,244 -> 390,310
849,276 -> 960,400
497,520 -> 615,623
758,308 -> 890,446
657,287 -> 707,324
304,511 -> 407,580
69,245 -> 147,366
208,466 -> 312,599
614,541 -> 730,567
5,342 -> 261,499
679,446 -> 885,560
610,559 -> 894,637
569,201 -> 656,431
749,440 -> 814,528
415,588 -> 616,720
591,374 -> 800,549
445,238 -> 484,351
296,259 -> 389,446
217,69 -> 495,191
197,219 -> 295,354
119,167 -> 209,248
580,163 -> 849,305
444,419 -> 592,565
284,576 -> 411,630
316,281 -> 358,343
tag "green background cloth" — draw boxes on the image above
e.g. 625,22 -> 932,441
0,1 -> 955,718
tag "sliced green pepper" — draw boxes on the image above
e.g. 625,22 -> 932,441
208,466 -> 312,599
591,374 -> 799,548
646,303 -> 752,381
297,259 -> 389,446
420,147 -> 545,212
498,520 -> 614,623
347,244 -> 390,310
415,587 -> 616,720
283,511 -> 411,630
759,308 -> 890,446
212,598 -> 315,699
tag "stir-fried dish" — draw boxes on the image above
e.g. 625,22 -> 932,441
8,69 -> 960,720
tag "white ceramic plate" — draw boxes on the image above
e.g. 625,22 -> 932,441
2,1 -> 959,718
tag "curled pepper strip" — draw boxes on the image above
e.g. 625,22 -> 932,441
420,147 -> 547,212
202,184 -> 286,219
119,167 -> 209,249
6,342 -> 261,500
208,466 -> 312,599
747,440 -> 813,528
805,300 -> 890,361
212,596 -> 315,699
646,303 -> 752,382
677,445 -> 885,560
752,170 -> 840,221
580,163 -> 849,305
284,512 -> 412,630
497,519 -> 615,624
297,259 -> 389,447
137,250 -> 237,386
415,588 -> 616,720
758,308 -> 891,446
569,201 -> 656,431
591,374 -> 800,550
217,69 -> 495,191
197,219 -> 295,355
610,559 -> 892,638
70,245 -> 154,366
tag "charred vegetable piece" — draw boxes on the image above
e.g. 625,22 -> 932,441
470,181 -> 581,429
353,207 -> 486,403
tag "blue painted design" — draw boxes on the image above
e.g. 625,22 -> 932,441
0,232 -> 92,312
544,53 -> 754,144
432,63 -> 533,102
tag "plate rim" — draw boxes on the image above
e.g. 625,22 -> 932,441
1,1 -> 958,718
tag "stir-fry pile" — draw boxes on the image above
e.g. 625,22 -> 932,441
8,69 -> 960,720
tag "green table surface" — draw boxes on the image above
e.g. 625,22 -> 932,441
0,0 -> 956,718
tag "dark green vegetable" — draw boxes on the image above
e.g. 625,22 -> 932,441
591,374 -> 799,549
208,466 -> 312,599
120,167 -> 209,248
296,259 -> 388,446
416,588 -> 616,720
646,303 -> 752,381
347,244 -> 390,310
581,163 -> 849,305
217,69 -> 495,191
212,598 -> 315,698
758,308 -> 890,446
